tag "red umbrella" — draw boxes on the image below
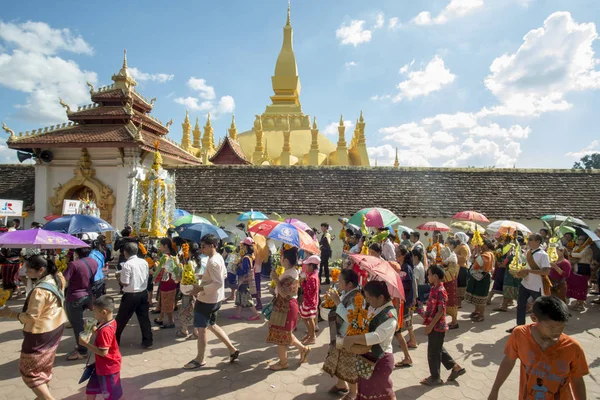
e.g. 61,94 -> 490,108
44,214 -> 61,222
451,211 -> 490,223
349,254 -> 405,301
416,221 -> 451,232
248,220 -> 320,254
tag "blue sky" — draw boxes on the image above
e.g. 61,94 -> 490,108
1,0 -> 600,168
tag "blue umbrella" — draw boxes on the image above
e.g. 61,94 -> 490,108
237,209 -> 268,222
176,223 -> 228,243
42,215 -> 114,235
174,209 -> 191,220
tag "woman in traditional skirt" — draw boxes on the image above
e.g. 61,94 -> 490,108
567,235 -> 594,311
493,239 -> 522,312
487,236 -> 512,305
454,232 -> 471,308
443,238 -> 460,329
230,238 -> 261,321
266,247 -> 310,371
465,239 -> 495,322
0,255 -> 67,400
343,281 -> 397,400
393,245 -> 417,368
154,239 -> 180,329
323,269 -> 360,399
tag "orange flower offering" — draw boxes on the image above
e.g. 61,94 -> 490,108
138,243 -> 147,256
322,288 -> 338,308
330,268 -> 341,283
145,257 -> 155,268
346,293 -> 371,336
434,243 -> 442,265
182,243 -> 190,260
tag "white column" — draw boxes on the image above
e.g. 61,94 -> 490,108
34,164 -> 49,222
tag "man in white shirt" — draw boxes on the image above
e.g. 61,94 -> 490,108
410,231 -> 428,268
115,241 -> 153,348
508,233 -> 550,333
184,234 -> 239,369
381,231 -> 396,262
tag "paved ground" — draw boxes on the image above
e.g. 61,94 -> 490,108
0,278 -> 599,400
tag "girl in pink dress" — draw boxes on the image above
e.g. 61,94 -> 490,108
299,255 -> 320,345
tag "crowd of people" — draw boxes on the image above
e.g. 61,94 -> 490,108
0,218 -> 597,400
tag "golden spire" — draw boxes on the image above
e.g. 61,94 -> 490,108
283,116 -> 291,152
202,113 -> 215,153
228,115 -> 238,140
394,147 -> 399,167
287,0 -> 291,26
181,110 -> 191,151
264,1 -> 302,116
123,49 -> 128,69
193,117 -> 201,148
337,114 -> 347,148
309,116 -> 320,159
152,140 -> 163,171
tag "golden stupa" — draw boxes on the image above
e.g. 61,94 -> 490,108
180,3 -> 370,166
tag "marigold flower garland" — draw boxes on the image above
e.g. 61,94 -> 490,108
322,288 -> 338,309
346,293 -> 371,336
330,268 -> 341,283
269,265 -> 286,288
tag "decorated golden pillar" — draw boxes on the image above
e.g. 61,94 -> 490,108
280,116 -> 292,166
334,115 -> 349,166
193,117 -> 201,149
128,142 -> 176,238
394,147 -> 400,167
307,116 -> 320,166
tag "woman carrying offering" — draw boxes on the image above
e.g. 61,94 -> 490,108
442,238 -> 460,329
323,269 -> 361,399
567,235 -> 594,311
549,245 -> 571,304
0,255 -> 67,400
299,255 -> 320,345
343,281 -> 398,400
266,247 -> 310,371
454,232 -> 471,308
465,238 -> 495,322
154,238 -> 180,329
231,237 -> 261,321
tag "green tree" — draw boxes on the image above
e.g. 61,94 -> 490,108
573,153 -> 600,170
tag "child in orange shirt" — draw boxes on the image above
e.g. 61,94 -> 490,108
488,295 -> 588,400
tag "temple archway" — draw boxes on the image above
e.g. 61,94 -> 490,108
49,148 -> 116,223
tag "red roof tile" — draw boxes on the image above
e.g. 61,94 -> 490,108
209,136 -> 251,164
8,125 -> 134,146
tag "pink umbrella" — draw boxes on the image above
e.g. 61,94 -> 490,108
349,254 -> 405,301
416,221 -> 451,232
451,211 -> 490,223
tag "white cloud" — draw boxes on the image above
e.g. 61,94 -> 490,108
388,17 -> 399,30
187,77 -> 216,100
413,0 -> 484,26
378,112 -> 530,167
345,61 -> 357,69
0,20 -> 93,55
482,12 -> 600,117
399,59 -> 415,74
174,78 -> 234,118
129,67 -> 174,83
374,13 -> 385,29
336,20 -> 372,46
322,120 -> 354,136
0,21 -> 97,124
565,140 -> 600,158
0,140 -> 18,163
393,55 -> 455,101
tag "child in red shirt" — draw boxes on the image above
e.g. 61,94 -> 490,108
299,255 -> 320,345
80,295 -> 123,400
489,295 -> 588,400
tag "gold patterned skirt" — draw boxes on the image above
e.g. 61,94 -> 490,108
266,296 -> 298,346
323,346 -> 358,383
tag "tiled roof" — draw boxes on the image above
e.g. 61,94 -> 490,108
8,125 -> 134,146
169,165 -> 600,219
69,106 -> 127,118
0,165 -> 35,211
209,136 -> 251,164
141,131 -> 201,165
91,88 -> 152,111
7,124 -> 201,165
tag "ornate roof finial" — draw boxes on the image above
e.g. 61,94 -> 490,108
230,115 -> 236,129
394,147 -> 399,167
339,114 -> 344,126
123,49 -> 128,69
184,110 -> 190,123
312,116 -> 318,130
287,0 -> 291,26
2,122 -> 15,139
359,110 -> 364,123
59,98 -> 71,113
206,113 -> 212,127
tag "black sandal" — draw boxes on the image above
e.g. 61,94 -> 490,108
229,350 -> 240,363
183,360 -> 206,369
448,368 -> 466,381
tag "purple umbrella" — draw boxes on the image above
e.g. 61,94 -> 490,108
284,218 -> 316,240
0,229 -> 89,249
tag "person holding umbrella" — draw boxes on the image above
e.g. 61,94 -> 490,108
266,247 -> 310,370
319,223 -> 333,285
